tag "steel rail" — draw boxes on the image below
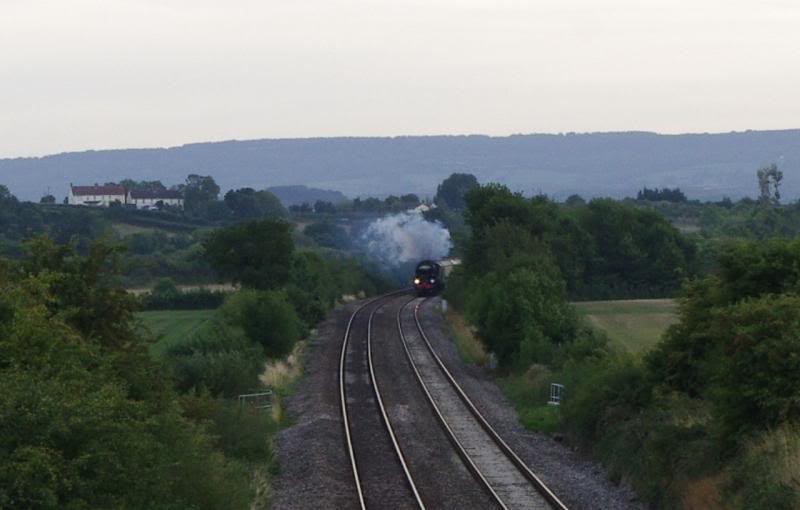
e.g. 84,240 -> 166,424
413,299 -> 570,510
396,297 -> 509,510
367,298 -> 426,509
338,290 -> 421,510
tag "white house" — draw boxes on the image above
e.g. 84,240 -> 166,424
127,189 -> 184,210
68,184 -> 127,207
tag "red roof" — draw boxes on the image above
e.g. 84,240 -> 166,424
71,185 -> 126,196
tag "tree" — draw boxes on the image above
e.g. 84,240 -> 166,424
648,238 -> 800,398
303,221 -> 350,250
400,193 -> 421,207
223,188 -> 286,219
39,194 -> 56,204
312,200 -> 336,214
119,179 -> 167,193
435,173 -> 479,210
203,220 -> 293,290
289,202 -> 316,215
565,194 -> 586,207
636,187 -> 687,203
711,295 -> 800,436
20,237 -> 138,351
0,184 -> 17,204
466,265 -> 577,367
756,164 -> 783,205
181,174 -> 221,216
0,239 -> 253,509
219,289 -> 304,358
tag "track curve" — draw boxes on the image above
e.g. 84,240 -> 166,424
397,297 -> 569,510
339,292 -> 424,510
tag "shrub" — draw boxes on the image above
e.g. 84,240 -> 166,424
203,220 -> 293,290
179,393 -> 278,463
710,295 -> 800,440
725,424 -> 800,509
560,354 -> 653,447
164,319 -> 264,397
466,266 -> 577,368
0,264 -> 254,509
140,279 -> 227,310
220,290 -> 304,358
303,221 -> 351,250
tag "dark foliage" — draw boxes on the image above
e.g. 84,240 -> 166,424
164,318 -> 264,396
636,187 -> 687,202
435,172 -> 479,210
462,185 -> 695,301
219,290 -> 304,359
224,188 -> 287,220
303,221 -> 351,250
0,239 -> 254,509
203,219 -> 294,290
139,279 -> 227,310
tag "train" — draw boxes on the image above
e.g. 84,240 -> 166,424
412,258 -> 460,297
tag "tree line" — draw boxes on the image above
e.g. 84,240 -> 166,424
0,216 -> 390,508
445,178 -> 800,508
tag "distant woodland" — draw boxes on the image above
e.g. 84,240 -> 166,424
2,130 -> 798,202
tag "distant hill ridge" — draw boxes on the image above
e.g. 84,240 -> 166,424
1,130 -> 798,201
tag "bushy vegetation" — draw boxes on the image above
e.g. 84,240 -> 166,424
636,186 -> 687,202
448,180 -> 800,508
0,238 -> 256,509
288,193 -> 421,216
224,188 -> 287,220
634,195 -> 800,240
139,278 -> 227,310
220,290 -> 305,358
203,219 -> 294,290
0,199 -> 390,508
164,316 -> 266,397
303,221 -> 351,250
554,239 -> 800,508
159,219 -> 389,396
457,183 -> 696,302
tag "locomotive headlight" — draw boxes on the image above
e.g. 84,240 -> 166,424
413,278 -> 420,284
430,278 -> 435,283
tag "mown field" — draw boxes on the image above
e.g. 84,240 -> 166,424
573,299 -> 677,353
137,309 -> 214,356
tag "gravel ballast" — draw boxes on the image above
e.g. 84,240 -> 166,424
272,296 -> 644,510
417,298 -> 644,510
270,305 -> 359,510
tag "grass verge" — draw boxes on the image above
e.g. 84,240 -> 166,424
573,299 -> 677,353
497,365 -> 561,434
136,309 -> 214,356
444,308 -> 488,365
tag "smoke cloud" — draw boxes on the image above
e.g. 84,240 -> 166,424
361,210 -> 451,266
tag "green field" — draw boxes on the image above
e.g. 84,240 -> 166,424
137,310 -> 214,356
574,299 -> 678,353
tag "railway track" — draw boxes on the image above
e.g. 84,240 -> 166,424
340,293 -> 568,509
396,298 -> 569,510
339,292 -> 424,510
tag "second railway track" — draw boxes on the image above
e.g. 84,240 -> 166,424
339,292 -> 568,509
397,298 -> 569,510
339,292 -> 424,510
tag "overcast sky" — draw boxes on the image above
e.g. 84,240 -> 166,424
2,0 -> 799,157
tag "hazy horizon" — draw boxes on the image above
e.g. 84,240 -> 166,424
3,0 -> 800,158
5,127 -> 800,160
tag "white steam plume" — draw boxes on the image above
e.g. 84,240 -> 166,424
361,210 -> 451,266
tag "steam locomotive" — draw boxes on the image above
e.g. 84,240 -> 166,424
413,260 -> 444,296
413,259 -> 461,297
